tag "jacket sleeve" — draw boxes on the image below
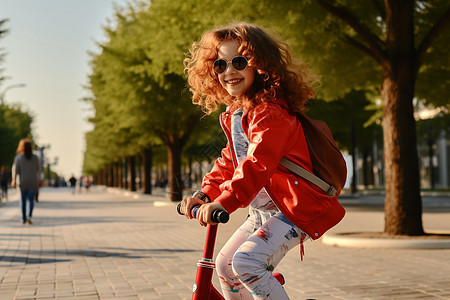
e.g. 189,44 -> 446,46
201,142 -> 235,201
214,103 -> 298,213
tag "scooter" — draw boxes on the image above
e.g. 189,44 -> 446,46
177,203 -> 285,300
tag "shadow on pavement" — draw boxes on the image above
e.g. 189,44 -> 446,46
35,200 -> 151,210
0,233 -> 53,237
339,194 -> 450,212
0,256 -> 71,264
1,216 -> 175,228
1,247 -> 201,264
98,247 -> 201,253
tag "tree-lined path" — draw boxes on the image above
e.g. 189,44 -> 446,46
0,188 -> 449,299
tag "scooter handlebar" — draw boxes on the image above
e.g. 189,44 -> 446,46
177,203 -> 229,224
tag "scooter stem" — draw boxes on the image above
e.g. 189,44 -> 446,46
192,224 -> 224,300
203,224 -> 218,259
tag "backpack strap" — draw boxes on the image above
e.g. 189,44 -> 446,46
279,157 -> 337,197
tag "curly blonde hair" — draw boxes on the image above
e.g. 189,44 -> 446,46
184,22 -> 320,114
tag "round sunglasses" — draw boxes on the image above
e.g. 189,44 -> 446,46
213,56 -> 248,74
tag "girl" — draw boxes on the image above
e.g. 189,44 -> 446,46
181,22 -> 345,299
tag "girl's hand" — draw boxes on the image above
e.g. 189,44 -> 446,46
196,202 -> 227,227
179,196 -> 205,219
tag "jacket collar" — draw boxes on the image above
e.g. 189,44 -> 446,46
225,97 -> 289,118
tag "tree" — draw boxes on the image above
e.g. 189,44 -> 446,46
85,2 -> 204,200
84,3 -> 164,192
0,104 -> 34,168
0,19 -> 35,168
312,0 -> 449,235
315,0 -> 449,235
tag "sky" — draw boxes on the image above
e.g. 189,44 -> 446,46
0,0 -> 130,179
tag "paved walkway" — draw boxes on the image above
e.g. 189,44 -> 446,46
0,187 -> 449,299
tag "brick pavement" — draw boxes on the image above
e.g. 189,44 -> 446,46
0,187 -> 449,299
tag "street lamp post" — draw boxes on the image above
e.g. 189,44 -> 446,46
37,144 -> 50,186
0,83 -> 26,122
0,83 -> 26,105
47,157 -> 59,187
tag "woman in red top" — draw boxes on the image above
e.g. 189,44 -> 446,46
181,22 -> 345,299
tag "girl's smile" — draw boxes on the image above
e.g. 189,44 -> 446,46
217,40 -> 255,98
225,78 -> 243,85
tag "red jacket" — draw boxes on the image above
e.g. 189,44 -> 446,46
201,99 -> 345,240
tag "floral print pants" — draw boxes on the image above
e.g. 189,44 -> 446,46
216,211 -> 306,300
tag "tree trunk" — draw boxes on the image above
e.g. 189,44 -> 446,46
102,169 -> 105,186
124,159 -> 128,189
382,74 -> 424,235
127,156 -> 137,192
110,166 -> 114,187
350,121 -> 358,194
137,156 -> 142,191
167,138 -> 183,201
121,159 -> 125,189
382,0 -> 424,236
116,161 -> 121,188
362,148 -> 369,188
142,148 -> 152,194
427,137 -> 435,189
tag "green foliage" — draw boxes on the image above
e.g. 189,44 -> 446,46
0,104 -> 34,168
221,0 -> 449,108
0,125 -> 17,168
84,0 -> 208,174
413,1 -> 450,107
208,0 -> 381,100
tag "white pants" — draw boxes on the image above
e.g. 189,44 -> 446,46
216,212 -> 305,300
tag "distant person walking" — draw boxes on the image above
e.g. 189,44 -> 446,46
84,177 -> 91,192
0,166 -> 10,202
1,166 -> 10,201
11,139 -> 40,224
78,176 -> 84,193
68,175 -> 77,194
